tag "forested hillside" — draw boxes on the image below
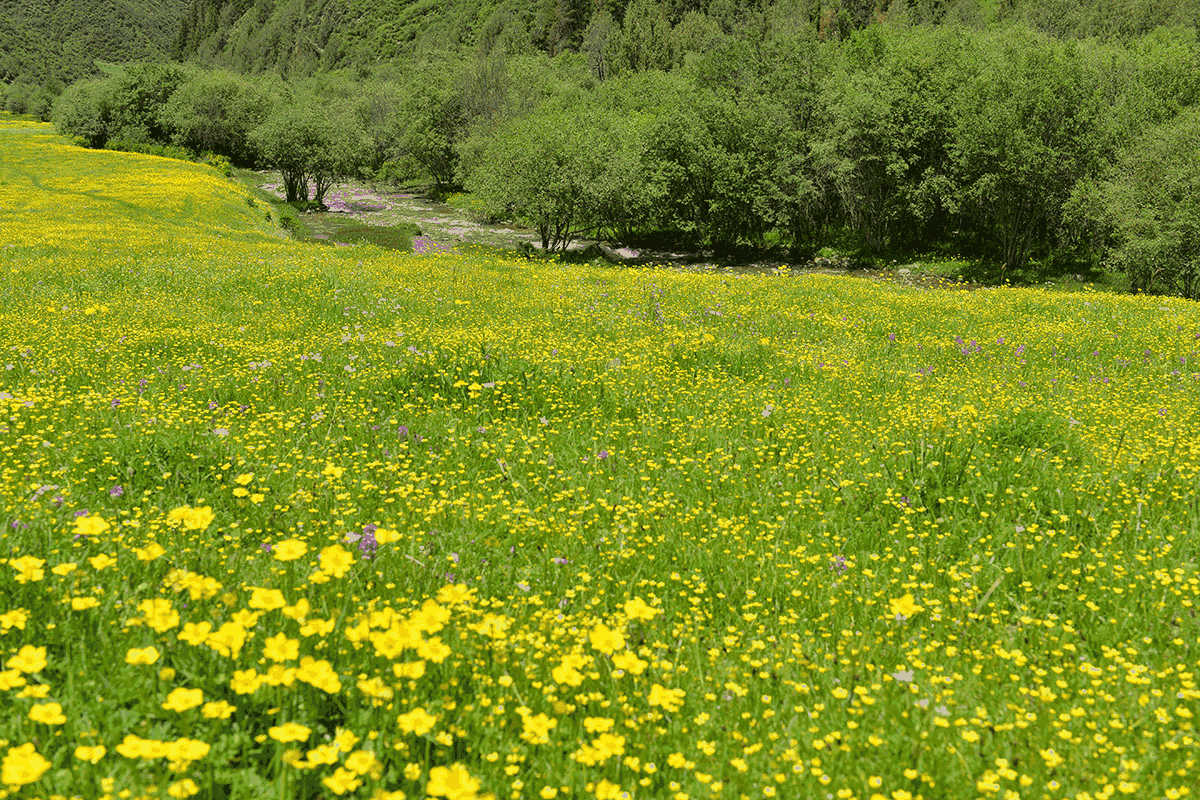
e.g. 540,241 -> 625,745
176,0 -> 520,72
0,0 -> 187,89
177,0 -> 1200,73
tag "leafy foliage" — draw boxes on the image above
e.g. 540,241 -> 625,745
1,81 -> 55,119
174,0 -> 1200,78
466,105 -> 610,250
1083,108 -> 1200,298
160,68 -> 276,164
52,63 -> 193,150
51,79 -> 113,147
943,29 -> 1111,273
250,98 -> 368,205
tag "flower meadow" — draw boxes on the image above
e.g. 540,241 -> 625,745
1,118 -> 1199,800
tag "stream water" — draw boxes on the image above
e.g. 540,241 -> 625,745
254,173 -> 971,289
258,173 -> 541,252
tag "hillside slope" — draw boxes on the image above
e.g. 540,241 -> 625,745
177,0 -> 574,73
177,0 -> 1200,75
0,0 -> 190,86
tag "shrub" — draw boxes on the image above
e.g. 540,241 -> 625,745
2,82 -> 31,114
104,62 -> 192,144
199,153 -> 233,177
812,26 -> 964,255
159,69 -> 272,165
52,63 -> 190,149
105,137 -> 192,160
388,62 -> 466,191
1091,108 -> 1200,298
466,105 -> 610,250
944,29 -> 1109,273
52,79 -> 111,147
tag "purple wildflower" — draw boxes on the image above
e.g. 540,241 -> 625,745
358,528 -> 379,560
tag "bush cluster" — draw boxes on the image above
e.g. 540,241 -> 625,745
50,64 -> 363,208
1,82 -> 57,120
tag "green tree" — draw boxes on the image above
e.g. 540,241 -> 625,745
350,79 -> 406,172
251,99 -> 367,205
945,28 -> 1108,272
466,104 -> 611,250
1082,109 -> 1200,298
160,68 -> 272,164
811,26 -> 962,253
583,7 -> 624,79
545,0 -> 592,54
103,62 -> 192,145
389,61 -> 468,191
623,0 -> 672,71
670,11 -> 726,66
2,82 -> 30,114
2,81 -> 54,119
52,78 -> 112,147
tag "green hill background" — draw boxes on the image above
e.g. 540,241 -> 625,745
4,0 -> 1199,89
177,0 -> 631,73
177,0 -> 1200,76
0,0 -> 189,87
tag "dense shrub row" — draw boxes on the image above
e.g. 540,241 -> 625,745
50,22 -> 1200,296
1,82 -> 57,120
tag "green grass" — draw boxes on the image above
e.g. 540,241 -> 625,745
301,218 -> 420,251
1,118 -> 1199,800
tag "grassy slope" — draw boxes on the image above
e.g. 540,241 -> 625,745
0,0 -> 190,86
1,119 -> 1199,797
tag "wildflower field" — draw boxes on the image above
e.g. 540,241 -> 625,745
1,118 -> 1198,800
